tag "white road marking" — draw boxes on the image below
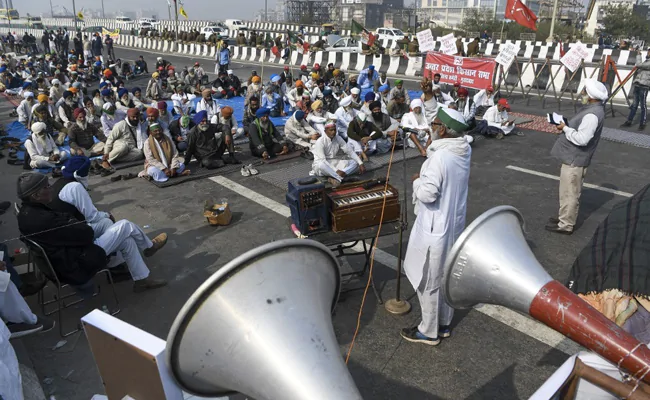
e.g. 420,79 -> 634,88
210,175 -> 582,355
506,165 -> 634,198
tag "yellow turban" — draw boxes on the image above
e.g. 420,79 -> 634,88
333,69 -> 341,76
311,100 -> 323,111
37,94 -> 49,103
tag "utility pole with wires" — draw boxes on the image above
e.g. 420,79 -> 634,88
173,0 -> 179,41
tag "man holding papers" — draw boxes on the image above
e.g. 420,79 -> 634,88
547,79 -> 608,235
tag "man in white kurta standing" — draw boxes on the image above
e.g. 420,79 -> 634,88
401,107 -> 472,346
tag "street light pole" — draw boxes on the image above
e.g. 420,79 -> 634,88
72,0 -> 78,30
265,0 -> 268,22
101,0 -> 105,18
49,0 -> 54,18
547,0 -> 560,42
173,0 -> 179,41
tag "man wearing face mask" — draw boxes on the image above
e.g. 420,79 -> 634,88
103,108 -> 146,168
68,108 -> 107,157
183,110 -> 229,169
24,122 -> 70,170
546,79 -> 608,235
17,91 -> 35,125
334,95 -> 357,141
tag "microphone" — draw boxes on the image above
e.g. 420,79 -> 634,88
362,178 -> 387,190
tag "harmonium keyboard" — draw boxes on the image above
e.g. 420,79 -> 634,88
327,180 -> 400,232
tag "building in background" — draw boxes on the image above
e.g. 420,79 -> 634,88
584,0 -> 633,35
417,0 -> 540,28
336,0 -> 404,28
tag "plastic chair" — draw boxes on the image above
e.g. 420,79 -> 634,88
21,237 -> 121,337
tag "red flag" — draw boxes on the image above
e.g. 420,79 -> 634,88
271,45 -> 280,57
505,0 -> 538,31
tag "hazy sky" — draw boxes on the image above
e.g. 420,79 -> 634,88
20,0 -> 274,20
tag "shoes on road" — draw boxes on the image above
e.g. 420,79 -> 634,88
143,233 -> 168,257
545,224 -> 573,235
621,121 -> 632,127
548,216 -> 560,225
640,124 -> 646,131
133,277 -> 168,293
439,325 -> 452,338
7,316 -> 55,339
400,326 -> 441,346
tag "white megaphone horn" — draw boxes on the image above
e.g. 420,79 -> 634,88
166,239 -> 363,400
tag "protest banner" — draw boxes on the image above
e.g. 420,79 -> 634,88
560,42 -> 589,73
416,29 -> 436,52
495,42 -> 520,70
424,52 -> 496,90
439,33 -> 457,55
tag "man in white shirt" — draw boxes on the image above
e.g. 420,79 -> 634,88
473,85 -> 495,117
17,91 -> 35,125
401,99 -> 432,157
334,95 -> 357,140
285,110 -> 319,149
194,89 -> 221,124
480,98 -> 521,139
24,122 -> 69,169
546,79 -> 608,235
311,120 -> 366,187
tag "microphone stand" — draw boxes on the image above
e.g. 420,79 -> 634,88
384,128 -> 412,315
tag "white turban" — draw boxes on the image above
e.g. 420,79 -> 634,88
410,99 -> 423,110
357,112 -> 367,122
339,95 -> 353,107
227,69 -> 233,74
102,102 -> 113,110
23,91 -> 34,99
583,79 -> 608,101
432,84 -> 441,91
52,79 -> 60,85
157,57 -> 162,61
350,87 -> 360,95
31,122 -> 46,134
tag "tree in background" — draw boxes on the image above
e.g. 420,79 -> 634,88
458,9 -> 502,36
601,4 -> 650,40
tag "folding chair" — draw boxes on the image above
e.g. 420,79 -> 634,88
21,237 -> 121,337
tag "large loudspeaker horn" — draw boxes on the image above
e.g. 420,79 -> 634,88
444,206 -> 650,383
166,239 -> 363,400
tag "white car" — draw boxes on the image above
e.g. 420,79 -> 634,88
138,17 -> 160,26
326,35 -> 361,53
375,27 -> 405,41
201,26 -> 229,40
225,19 -> 247,31
115,16 -> 134,24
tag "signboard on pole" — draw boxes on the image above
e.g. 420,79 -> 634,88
560,42 -> 589,72
439,33 -> 457,55
416,29 -> 435,53
424,52 -> 496,90
495,42 -> 520,70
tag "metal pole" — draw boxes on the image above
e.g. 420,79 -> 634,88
384,133 -> 412,316
547,0 -> 560,43
493,0 -> 498,20
49,0 -> 54,18
173,0 -> 179,41
167,1 -> 172,21
265,0 -> 268,22
101,0 -> 105,18
72,0 -> 78,30
6,1 -> 11,31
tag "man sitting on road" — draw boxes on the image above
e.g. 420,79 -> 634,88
261,86 -> 285,117
171,86 -> 195,116
473,85 -> 495,117
285,110 -> 319,150
103,108 -> 146,168
142,123 -> 191,182
307,100 -> 337,136
195,89 -> 221,124
401,99 -> 433,157
312,120 -> 366,187
69,108 -> 107,157
473,98 -> 520,139
334,95 -> 357,141
347,112 -> 384,160
24,122 -> 69,170
248,108 -> 291,159
183,111 -> 230,169
389,79 -> 410,105
368,101 -> 399,153
17,91 -> 34,125
226,70 -> 242,96
145,107 -> 172,139
387,93 -> 410,121
455,88 -> 477,128
357,65 -> 379,89
16,172 -> 167,293
169,115 -> 194,153
100,102 -> 127,138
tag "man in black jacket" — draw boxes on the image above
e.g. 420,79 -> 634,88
183,110 -> 232,168
248,108 -> 290,159
16,172 -> 167,292
169,115 -> 195,152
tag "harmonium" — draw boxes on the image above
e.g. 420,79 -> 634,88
327,180 -> 401,232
